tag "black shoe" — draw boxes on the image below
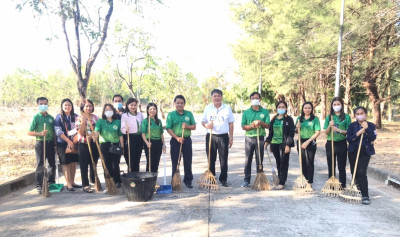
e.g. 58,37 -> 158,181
72,184 -> 82,188
67,187 -> 75,192
221,181 -> 228,187
185,183 -> 193,188
116,182 -> 122,188
362,197 -> 370,205
36,185 -> 42,194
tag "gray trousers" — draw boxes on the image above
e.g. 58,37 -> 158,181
244,136 -> 264,182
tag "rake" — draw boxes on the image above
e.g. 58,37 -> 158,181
321,115 -> 343,197
252,127 -> 271,191
42,123 -> 50,197
340,134 -> 363,203
198,127 -> 218,190
293,126 -> 312,194
172,129 -> 184,192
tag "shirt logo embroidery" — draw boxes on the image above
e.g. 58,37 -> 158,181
48,119 -> 53,123
308,122 -> 312,126
260,114 -> 265,118
185,117 -> 190,121
113,125 -> 118,130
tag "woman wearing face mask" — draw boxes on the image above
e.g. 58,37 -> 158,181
265,101 -> 295,190
121,98 -> 144,172
346,106 -> 376,205
141,103 -> 166,173
93,104 -> 124,189
295,102 -> 321,190
323,97 -> 352,188
54,98 -> 81,191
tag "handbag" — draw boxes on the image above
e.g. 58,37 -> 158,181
109,144 -> 124,155
64,119 -> 78,154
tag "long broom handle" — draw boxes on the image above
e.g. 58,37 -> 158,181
298,126 -> 302,173
177,128 -> 185,168
87,118 -> 111,176
331,115 -> 335,178
43,123 -> 46,170
86,130 -> 98,177
350,133 -> 364,187
257,127 -> 262,170
208,126 -> 213,170
148,116 -> 151,173
127,124 -> 131,173
163,153 -> 167,185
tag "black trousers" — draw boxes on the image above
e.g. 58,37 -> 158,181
206,133 -> 229,182
325,140 -> 348,187
100,142 -> 122,183
270,143 -> 290,185
244,136 -> 264,182
170,137 -> 193,184
297,139 -> 316,184
123,134 -> 143,172
35,141 -> 56,186
144,139 -> 162,173
78,142 -> 99,187
348,147 -> 371,198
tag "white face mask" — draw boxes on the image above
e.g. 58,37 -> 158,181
104,111 -> 114,118
356,115 -> 366,122
333,105 -> 342,112
251,99 -> 260,106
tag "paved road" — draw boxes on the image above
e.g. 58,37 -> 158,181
1,116 -> 399,236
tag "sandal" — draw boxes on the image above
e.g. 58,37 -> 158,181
83,187 -> 94,193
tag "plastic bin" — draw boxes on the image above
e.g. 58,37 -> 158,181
121,172 -> 157,202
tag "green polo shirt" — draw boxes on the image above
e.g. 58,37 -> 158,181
323,114 -> 351,141
271,117 -> 284,144
29,112 -> 55,141
141,118 -> 163,140
95,119 -> 123,143
166,110 -> 195,137
241,106 -> 270,137
296,116 -> 321,139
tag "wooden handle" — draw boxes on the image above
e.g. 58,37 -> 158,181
331,115 -> 335,177
350,133 -> 364,186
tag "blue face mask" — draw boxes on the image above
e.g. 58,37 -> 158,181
277,109 -> 286,115
39,104 -> 48,112
114,103 -> 123,109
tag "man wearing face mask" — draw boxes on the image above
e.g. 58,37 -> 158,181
240,92 -> 270,187
113,94 -> 124,119
28,97 -> 56,194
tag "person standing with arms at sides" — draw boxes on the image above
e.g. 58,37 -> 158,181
28,97 -> 56,194
93,104 -> 124,188
347,106 -> 377,205
121,98 -> 144,172
265,101 -> 295,190
166,95 -> 196,188
76,99 -> 99,193
201,89 -> 235,187
240,92 -> 270,187
55,98 -> 81,191
141,103 -> 166,173
113,94 -> 124,119
323,97 -> 351,188
295,102 -> 321,190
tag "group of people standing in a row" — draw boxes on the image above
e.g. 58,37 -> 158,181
28,89 -> 376,205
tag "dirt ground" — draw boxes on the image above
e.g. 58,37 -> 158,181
1,108 -> 399,184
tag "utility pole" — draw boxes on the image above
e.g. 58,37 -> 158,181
334,0 -> 345,97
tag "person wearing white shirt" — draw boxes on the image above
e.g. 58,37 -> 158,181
201,89 -> 235,187
121,98 -> 144,172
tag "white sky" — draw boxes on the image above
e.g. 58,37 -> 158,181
0,0 -> 242,82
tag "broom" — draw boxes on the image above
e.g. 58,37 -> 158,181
252,127 -> 271,191
86,129 -> 102,192
88,120 -> 119,195
340,133 -> 363,203
321,115 -> 343,196
172,129 -> 184,192
293,126 -> 312,193
198,124 -> 218,190
126,124 -> 131,173
42,123 -> 50,197
265,145 -> 280,186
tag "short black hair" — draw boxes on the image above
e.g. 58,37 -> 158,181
353,106 -> 367,115
211,89 -> 223,96
36,97 -> 48,104
275,100 -> 288,109
174,95 -> 186,104
112,94 -> 124,102
249,92 -> 261,100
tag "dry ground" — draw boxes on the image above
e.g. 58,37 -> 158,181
1,107 -> 399,184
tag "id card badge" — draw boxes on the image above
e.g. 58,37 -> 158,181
68,128 -> 78,136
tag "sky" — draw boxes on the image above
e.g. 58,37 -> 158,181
0,0 -> 242,82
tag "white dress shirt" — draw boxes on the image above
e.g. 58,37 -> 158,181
202,103 -> 235,134
120,112 -> 143,134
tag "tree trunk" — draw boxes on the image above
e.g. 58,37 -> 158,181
362,66 -> 382,128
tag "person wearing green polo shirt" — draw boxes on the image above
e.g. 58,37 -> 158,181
241,92 -> 270,188
295,102 -> 321,190
94,104 -> 124,188
166,95 -> 196,188
28,97 -> 56,194
141,103 -> 166,173
323,97 -> 351,187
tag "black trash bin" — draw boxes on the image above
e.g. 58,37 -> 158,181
121,172 -> 158,202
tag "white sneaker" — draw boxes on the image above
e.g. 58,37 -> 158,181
275,184 -> 284,190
